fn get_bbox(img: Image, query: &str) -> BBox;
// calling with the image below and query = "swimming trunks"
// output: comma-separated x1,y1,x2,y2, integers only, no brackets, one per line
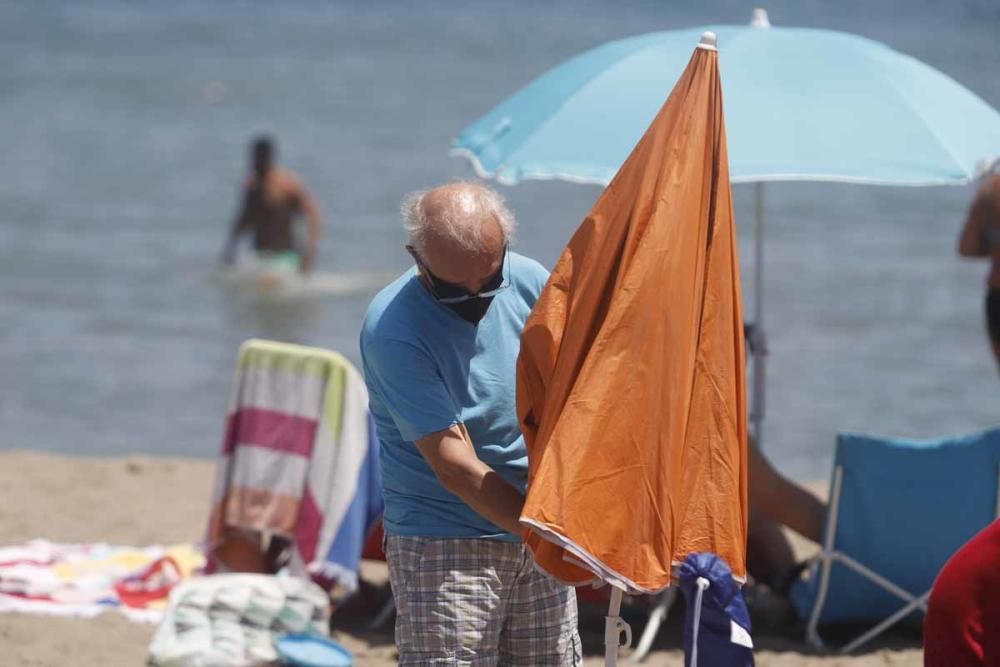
256,250,300,274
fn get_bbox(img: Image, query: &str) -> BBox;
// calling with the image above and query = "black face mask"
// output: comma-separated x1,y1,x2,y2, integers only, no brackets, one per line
407,245,509,326
444,296,496,325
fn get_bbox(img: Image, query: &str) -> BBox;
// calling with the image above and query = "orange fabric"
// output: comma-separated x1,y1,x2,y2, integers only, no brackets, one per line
516,45,747,593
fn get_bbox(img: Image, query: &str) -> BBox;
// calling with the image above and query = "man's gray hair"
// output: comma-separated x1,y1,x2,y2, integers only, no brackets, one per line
402,182,516,255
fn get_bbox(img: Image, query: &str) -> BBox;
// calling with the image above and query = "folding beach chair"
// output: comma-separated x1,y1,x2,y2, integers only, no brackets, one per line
791,427,1000,653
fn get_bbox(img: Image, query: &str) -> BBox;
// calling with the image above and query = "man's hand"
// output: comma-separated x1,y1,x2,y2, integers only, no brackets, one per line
415,424,525,536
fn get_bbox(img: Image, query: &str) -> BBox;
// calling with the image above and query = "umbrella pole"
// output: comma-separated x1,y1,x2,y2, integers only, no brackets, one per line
751,182,767,447
604,585,632,667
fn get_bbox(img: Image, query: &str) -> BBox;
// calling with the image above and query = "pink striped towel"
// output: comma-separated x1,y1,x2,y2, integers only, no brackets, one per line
204,339,382,597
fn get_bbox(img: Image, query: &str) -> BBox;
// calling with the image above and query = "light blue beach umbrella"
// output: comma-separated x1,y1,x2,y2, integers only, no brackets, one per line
452,9,1000,447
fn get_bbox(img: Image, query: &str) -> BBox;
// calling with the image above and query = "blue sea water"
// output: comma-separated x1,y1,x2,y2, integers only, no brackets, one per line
1,0,998,480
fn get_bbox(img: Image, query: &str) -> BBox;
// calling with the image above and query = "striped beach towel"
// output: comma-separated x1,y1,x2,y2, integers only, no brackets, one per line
0,541,203,623
204,339,382,597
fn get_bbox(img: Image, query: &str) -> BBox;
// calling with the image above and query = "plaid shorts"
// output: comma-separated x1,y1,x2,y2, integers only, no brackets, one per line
385,535,582,666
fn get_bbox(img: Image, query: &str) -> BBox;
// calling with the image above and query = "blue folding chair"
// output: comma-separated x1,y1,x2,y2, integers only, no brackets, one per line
791,428,1000,653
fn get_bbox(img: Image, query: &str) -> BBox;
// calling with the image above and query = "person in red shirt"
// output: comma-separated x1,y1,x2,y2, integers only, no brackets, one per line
924,519,1000,666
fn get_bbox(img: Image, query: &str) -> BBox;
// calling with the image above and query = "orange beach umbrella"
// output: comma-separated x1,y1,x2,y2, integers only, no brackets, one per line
516,31,748,602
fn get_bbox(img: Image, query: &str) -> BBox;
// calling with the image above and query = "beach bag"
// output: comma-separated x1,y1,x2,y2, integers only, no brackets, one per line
679,553,754,667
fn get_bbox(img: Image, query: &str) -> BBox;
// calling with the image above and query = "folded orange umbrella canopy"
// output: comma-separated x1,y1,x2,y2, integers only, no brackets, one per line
517,36,747,594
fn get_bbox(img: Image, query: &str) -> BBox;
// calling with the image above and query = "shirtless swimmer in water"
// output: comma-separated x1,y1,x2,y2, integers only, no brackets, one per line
221,136,323,275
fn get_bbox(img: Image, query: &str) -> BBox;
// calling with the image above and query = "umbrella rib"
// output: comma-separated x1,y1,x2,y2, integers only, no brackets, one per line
492,35,692,181
457,39,647,182
874,58,972,182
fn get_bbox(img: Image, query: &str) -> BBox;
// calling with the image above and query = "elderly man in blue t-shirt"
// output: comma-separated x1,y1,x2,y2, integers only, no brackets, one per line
360,181,581,665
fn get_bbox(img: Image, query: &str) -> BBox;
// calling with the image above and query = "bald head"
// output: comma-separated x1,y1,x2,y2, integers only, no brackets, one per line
404,182,513,255
402,181,515,290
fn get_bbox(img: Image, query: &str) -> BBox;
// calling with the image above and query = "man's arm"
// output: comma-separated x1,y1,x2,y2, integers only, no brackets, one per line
415,424,525,536
959,186,992,258
294,182,323,274
221,186,252,265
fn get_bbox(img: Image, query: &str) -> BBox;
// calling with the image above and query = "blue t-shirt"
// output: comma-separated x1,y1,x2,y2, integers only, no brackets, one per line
360,252,549,540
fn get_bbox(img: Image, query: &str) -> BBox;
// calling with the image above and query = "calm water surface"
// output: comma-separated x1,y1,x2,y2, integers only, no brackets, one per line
2,0,999,479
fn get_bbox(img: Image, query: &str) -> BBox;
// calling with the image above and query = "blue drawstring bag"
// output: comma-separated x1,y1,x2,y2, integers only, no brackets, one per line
678,552,754,667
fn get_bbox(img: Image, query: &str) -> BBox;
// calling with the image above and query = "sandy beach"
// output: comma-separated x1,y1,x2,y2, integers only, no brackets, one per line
0,451,922,666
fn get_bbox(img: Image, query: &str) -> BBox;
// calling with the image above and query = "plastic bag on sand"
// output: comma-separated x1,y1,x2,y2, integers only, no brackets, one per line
148,574,329,667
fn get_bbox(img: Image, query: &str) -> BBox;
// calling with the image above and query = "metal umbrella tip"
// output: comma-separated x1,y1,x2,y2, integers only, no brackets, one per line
697,31,718,51
750,8,771,28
